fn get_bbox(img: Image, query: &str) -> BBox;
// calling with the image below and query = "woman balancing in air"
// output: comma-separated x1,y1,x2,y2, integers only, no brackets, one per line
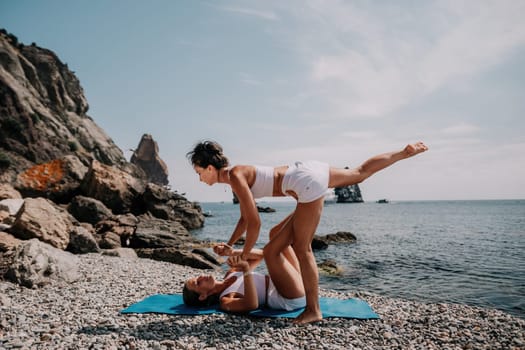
187,140,428,323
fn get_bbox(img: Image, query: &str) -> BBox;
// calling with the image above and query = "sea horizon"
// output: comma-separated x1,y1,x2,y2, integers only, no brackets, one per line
193,199,525,319
195,198,525,204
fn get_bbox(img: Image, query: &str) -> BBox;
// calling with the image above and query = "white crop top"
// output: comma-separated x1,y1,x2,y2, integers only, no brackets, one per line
219,271,267,306
250,165,274,198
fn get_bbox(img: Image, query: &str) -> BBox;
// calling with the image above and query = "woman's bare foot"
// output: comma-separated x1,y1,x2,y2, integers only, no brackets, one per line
404,141,428,157
293,307,323,324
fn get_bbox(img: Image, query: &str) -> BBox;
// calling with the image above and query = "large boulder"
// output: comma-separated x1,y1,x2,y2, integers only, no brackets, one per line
67,225,100,254
312,231,357,250
140,183,204,230
9,197,76,249
5,239,81,288
0,198,24,216
0,198,24,229
15,155,88,203
130,134,169,186
318,259,344,276
0,183,22,200
136,248,219,270
129,215,195,249
94,213,138,248
67,195,113,225
0,231,21,252
80,160,145,214
98,232,121,249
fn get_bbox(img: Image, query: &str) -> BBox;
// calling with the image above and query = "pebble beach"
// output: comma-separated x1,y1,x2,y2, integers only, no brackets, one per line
1,254,524,350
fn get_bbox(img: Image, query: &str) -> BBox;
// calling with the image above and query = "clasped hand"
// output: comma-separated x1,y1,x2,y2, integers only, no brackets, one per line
227,255,250,272
213,243,233,256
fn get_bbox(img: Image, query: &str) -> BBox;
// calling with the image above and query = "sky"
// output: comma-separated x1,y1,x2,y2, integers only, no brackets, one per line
1,0,524,202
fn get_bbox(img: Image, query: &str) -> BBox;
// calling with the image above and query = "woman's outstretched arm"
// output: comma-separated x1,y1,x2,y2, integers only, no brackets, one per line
229,167,261,260
226,215,247,247
214,244,264,271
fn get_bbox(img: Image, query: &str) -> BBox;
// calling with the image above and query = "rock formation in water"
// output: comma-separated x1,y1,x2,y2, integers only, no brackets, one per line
335,184,364,203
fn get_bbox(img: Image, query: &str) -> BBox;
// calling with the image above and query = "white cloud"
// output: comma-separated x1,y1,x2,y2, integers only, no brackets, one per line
419,1,525,91
219,6,279,21
266,0,525,118
239,72,262,86
441,122,480,135
341,130,379,140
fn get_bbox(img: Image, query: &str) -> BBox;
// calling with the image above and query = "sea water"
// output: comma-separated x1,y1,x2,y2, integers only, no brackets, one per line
192,200,525,319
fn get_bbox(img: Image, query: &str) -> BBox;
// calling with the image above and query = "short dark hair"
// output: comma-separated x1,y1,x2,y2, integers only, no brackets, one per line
186,140,229,169
182,282,220,307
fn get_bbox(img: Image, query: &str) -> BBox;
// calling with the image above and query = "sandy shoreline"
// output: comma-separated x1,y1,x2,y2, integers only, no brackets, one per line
1,253,523,350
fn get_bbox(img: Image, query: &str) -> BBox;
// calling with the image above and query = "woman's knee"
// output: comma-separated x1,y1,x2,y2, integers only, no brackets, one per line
263,244,271,259
292,244,313,261
268,225,280,240
263,240,280,259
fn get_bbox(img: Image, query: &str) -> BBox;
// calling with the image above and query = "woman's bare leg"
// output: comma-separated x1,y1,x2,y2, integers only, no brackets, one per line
268,212,300,272
264,213,304,298
290,197,324,324
329,141,428,188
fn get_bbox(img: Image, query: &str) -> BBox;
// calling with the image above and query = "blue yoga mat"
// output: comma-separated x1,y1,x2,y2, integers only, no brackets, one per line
121,294,380,319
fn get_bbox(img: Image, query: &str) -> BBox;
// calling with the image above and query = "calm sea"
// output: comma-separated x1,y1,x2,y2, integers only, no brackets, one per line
192,200,525,319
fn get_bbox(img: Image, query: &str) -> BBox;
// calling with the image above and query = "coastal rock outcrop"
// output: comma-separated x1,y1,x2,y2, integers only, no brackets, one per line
67,195,113,225
139,183,205,230
312,231,357,250
334,183,364,203
318,259,344,275
10,197,77,250
5,239,81,288
136,248,219,270
130,216,196,249
130,134,169,186
94,214,138,249
0,198,24,217
67,226,100,254
15,155,87,203
80,160,145,215
0,29,215,284
0,30,126,187
0,184,22,200
0,198,23,231
257,206,276,213
0,231,21,252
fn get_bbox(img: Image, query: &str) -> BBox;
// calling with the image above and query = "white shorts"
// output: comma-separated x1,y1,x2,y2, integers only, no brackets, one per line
266,278,306,311
281,161,330,203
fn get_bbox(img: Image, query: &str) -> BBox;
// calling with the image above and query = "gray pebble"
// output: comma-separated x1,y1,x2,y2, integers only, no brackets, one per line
0,253,523,350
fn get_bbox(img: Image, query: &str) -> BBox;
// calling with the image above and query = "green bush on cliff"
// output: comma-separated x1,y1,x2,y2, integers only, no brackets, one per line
0,151,11,168
68,141,79,152
1,117,23,135
31,113,41,124
7,33,19,46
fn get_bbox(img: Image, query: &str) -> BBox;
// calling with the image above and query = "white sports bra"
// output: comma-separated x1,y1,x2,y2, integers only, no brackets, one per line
249,165,274,198
219,271,267,306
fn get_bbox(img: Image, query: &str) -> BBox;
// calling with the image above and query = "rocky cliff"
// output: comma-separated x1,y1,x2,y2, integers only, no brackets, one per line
0,29,214,286
0,30,127,185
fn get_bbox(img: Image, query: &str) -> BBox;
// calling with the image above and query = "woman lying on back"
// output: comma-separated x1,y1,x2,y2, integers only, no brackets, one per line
183,243,306,313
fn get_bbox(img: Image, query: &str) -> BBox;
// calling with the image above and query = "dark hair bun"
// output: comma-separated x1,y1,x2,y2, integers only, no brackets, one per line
187,140,229,169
